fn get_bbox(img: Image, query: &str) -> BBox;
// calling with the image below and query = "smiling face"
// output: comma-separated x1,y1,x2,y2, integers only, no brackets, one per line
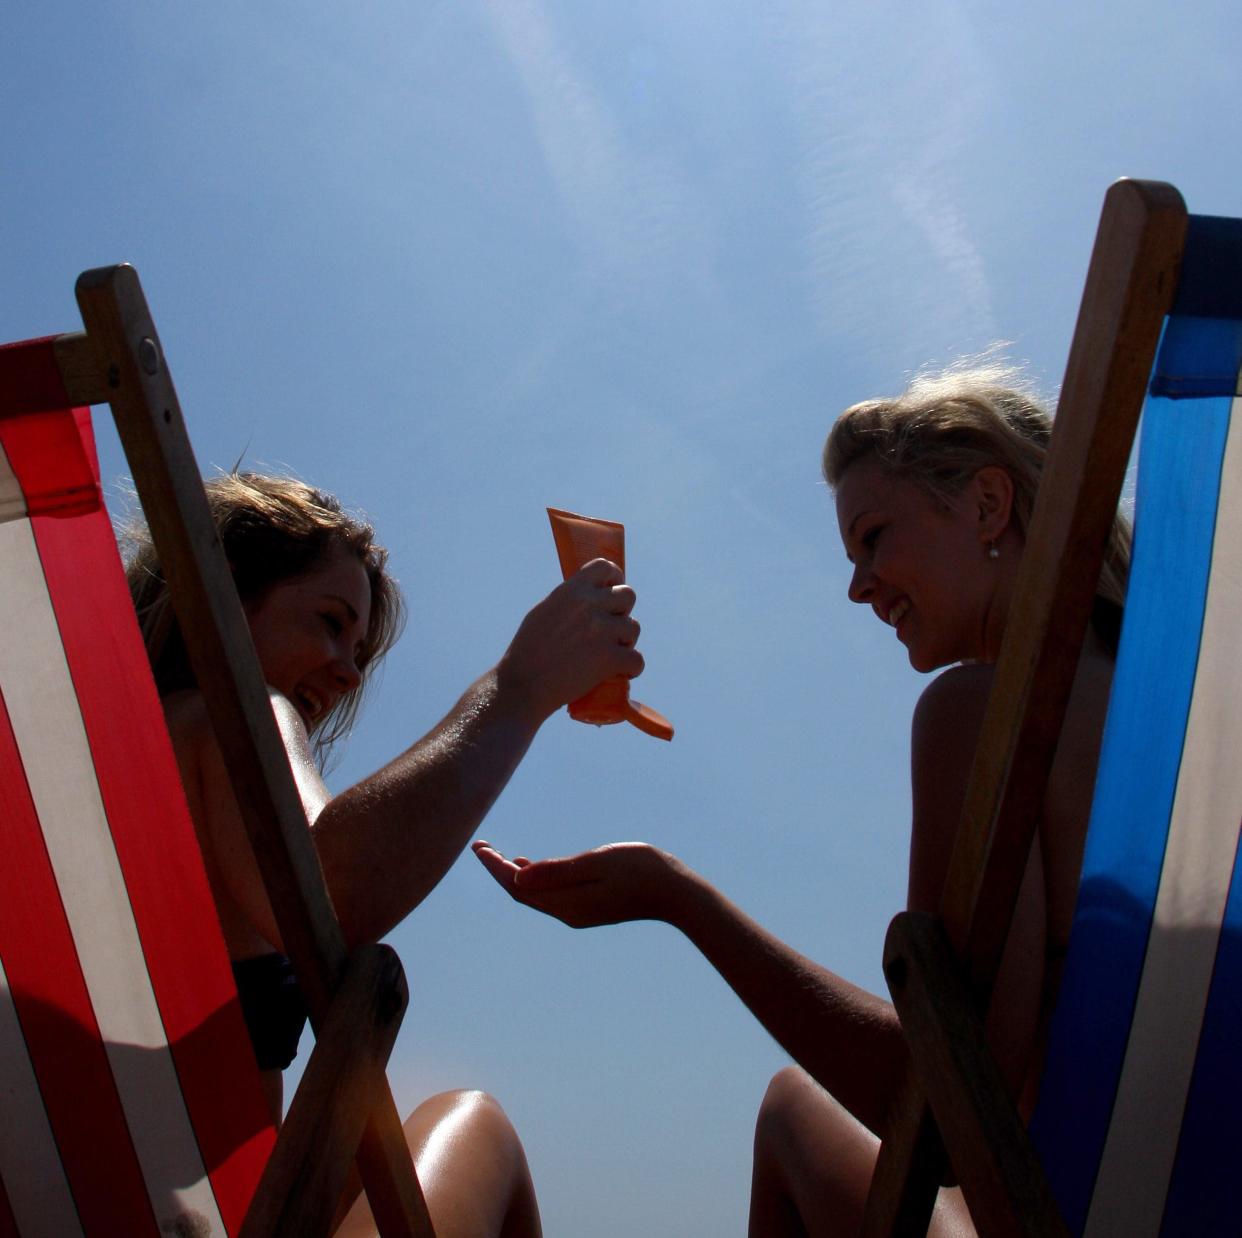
835,456,1013,672
243,546,374,733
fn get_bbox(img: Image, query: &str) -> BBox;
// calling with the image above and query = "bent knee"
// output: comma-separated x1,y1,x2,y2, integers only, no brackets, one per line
452,1088,514,1130
755,1067,814,1143
755,1066,858,1156
423,1087,507,1115
407,1089,524,1159
764,1065,813,1102
758,1066,816,1120
395,1091,538,1235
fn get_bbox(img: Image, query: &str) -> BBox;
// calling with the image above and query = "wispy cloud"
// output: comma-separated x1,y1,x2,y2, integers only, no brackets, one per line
481,0,698,290
887,6,994,341
766,0,999,364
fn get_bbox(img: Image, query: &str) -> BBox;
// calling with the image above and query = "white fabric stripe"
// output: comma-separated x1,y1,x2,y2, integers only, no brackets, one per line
0,955,86,1238
0,513,227,1237
0,441,84,1237
0,439,27,524
1086,390,1242,1235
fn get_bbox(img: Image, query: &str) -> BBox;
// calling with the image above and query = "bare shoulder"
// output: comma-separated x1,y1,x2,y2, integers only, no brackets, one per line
263,687,314,748
161,686,317,797
907,665,995,912
911,663,995,747
162,685,306,746
162,686,211,735
161,688,215,786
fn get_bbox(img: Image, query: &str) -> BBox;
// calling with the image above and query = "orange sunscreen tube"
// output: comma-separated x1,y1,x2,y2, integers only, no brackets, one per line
547,507,674,741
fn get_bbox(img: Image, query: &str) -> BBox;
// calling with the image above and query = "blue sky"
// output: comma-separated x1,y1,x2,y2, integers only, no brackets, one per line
4,3,1238,1233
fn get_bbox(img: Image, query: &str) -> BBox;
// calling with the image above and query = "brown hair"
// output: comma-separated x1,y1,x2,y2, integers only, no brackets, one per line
823,360,1130,651
125,472,405,758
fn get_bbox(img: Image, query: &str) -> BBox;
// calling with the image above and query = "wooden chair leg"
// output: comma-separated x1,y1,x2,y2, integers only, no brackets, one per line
354,1090,437,1238
880,913,1068,1238
861,1077,946,1238
240,944,426,1238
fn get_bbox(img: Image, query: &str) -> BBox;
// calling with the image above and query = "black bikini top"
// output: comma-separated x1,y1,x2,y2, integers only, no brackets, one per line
231,953,308,1072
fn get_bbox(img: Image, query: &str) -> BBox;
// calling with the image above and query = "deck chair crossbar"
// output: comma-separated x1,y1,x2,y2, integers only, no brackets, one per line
0,268,435,1236
863,183,1242,1235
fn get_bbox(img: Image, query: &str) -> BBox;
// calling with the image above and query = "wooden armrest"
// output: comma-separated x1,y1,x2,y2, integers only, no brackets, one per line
881,912,1068,1238
241,944,411,1238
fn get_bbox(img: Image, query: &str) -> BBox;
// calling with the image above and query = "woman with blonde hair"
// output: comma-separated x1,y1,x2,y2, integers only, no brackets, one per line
475,362,1129,1234
129,470,651,1238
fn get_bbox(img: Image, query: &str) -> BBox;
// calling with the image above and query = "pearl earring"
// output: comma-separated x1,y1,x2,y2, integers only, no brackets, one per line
987,542,1000,560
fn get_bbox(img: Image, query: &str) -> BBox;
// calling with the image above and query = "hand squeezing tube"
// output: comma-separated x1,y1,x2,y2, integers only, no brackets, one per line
547,507,674,741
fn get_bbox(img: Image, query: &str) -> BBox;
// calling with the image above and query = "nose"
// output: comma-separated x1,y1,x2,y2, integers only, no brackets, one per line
847,561,874,605
332,653,363,693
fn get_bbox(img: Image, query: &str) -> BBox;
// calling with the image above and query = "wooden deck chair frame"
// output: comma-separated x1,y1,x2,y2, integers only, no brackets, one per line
5,266,435,1237
858,181,1202,1235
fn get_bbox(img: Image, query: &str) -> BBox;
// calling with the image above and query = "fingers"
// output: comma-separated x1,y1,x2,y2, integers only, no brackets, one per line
570,563,636,614
620,646,645,677
599,608,638,638
472,842,510,876
474,843,594,890
472,842,590,927
573,557,624,587
511,852,597,890
472,842,550,885
572,561,637,615
569,571,644,663
502,555,652,717
471,841,522,891
608,583,637,616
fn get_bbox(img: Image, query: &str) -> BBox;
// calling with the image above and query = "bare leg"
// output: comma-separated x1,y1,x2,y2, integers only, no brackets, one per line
748,1067,973,1237
334,1090,542,1238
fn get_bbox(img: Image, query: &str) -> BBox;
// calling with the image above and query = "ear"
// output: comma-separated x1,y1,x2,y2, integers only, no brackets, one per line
970,466,1014,543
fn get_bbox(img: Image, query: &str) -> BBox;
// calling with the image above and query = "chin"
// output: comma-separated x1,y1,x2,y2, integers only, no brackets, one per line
906,647,951,674
903,642,929,672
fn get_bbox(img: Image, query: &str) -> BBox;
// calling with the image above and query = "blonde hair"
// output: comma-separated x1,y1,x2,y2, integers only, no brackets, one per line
823,360,1130,650
125,473,405,758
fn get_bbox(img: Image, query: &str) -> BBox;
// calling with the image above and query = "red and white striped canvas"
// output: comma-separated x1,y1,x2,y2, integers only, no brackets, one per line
0,338,275,1236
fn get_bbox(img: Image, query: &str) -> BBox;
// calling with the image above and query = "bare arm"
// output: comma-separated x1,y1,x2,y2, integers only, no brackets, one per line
474,665,1047,1134
474,840,905,1135
648,856,908,1135
186,559,645,951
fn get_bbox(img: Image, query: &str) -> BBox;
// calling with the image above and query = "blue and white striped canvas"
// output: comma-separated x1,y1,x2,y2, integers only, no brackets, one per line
1029,214,1242,1236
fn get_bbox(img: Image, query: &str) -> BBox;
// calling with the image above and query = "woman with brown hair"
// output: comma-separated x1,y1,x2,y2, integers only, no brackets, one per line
129,471,650,1237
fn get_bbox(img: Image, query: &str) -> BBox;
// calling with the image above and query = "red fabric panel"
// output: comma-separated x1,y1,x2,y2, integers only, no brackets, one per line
0,339,97,516
3,407,277,1232
0,407,99,517
0,686,156,1234
0,337,71,419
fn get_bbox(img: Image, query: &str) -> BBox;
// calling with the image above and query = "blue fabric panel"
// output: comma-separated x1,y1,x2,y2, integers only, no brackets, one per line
1151,315,1242,399
1028,388,1230,1233
1169,215,1242,319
